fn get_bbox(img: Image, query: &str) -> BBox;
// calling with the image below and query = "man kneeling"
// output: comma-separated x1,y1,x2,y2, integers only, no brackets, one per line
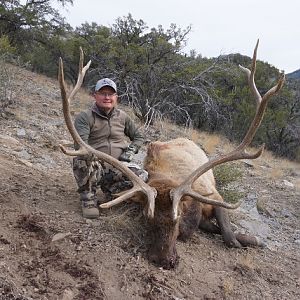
72,78,147,218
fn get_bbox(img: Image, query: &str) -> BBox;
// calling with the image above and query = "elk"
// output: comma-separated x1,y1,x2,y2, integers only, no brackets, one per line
58,40,284,269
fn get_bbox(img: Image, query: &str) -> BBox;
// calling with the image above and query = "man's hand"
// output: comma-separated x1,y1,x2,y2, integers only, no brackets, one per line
119,145,138,162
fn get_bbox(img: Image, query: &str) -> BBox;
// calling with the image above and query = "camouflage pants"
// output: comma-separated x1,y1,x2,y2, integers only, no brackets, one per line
72,156,148,201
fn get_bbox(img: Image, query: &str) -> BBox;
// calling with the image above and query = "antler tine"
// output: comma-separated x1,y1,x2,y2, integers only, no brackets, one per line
171,40,285,220
239,40,285,149
58,49,156,219
68,48,90,104
58,50,90,155
239,39,261,105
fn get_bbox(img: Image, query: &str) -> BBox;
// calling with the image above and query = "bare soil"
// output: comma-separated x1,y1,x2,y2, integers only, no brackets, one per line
0,66,299,300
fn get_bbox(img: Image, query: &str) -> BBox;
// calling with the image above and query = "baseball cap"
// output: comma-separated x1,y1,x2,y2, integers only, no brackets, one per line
95,78,117,92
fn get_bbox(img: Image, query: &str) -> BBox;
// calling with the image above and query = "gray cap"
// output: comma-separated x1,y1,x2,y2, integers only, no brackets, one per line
95,78,117,92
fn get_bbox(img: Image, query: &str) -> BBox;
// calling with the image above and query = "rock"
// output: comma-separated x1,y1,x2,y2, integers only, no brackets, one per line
0,134,22,150
51,232,71,242
52,109,60,116
237,202,270,239
48,119,65,127
4,108,15,116
256,198,273,216
34,154,56,168
289,169,300,177
14,149,31,160
281,208,293,218
27,130,38,141
18,159,33,168
247,193,257,201
238,218,270,238
59,139,74,147
59,288,75,300
242,159,255,168
283,180,294,188
16,128,26,138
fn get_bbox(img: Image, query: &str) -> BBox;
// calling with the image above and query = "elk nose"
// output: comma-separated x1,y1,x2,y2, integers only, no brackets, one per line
165,255,179,269
169,257,177,268
157,256,178,269
149,255,171,269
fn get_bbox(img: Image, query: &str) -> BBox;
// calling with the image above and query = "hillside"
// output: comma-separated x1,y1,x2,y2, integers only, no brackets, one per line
0,65,299,300
287,69,300,80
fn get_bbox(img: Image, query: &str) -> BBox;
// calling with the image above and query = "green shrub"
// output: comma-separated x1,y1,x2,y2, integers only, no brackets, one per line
0,35,16,56
214,163,242,186
0,35,17,113
214,163,245,204
0,59,15,113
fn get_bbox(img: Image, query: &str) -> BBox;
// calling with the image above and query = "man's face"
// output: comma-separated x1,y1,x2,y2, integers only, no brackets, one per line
93,86,118,112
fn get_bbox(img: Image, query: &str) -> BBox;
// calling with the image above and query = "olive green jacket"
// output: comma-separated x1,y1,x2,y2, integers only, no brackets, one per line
74,103,144,159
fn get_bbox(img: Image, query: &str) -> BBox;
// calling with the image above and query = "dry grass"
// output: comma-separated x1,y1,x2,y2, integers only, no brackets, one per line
190,129,222,154
99,202,148,248
71,88,93,114
13,109,29,122
101,203,141,229
222,277,234,297
293,178,300,190
237,253,256,271
202,135,222,155
268,167,284,180
260,150,300,184
263,149,299,170
151,118,194,141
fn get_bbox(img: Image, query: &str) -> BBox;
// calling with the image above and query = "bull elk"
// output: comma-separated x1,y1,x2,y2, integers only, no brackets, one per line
58,40,285,269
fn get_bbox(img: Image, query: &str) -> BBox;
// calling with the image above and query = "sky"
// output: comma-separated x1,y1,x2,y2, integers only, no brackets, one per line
55,0,300,73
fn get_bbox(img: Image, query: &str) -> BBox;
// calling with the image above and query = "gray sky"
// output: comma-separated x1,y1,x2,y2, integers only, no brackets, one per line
56,0,300,73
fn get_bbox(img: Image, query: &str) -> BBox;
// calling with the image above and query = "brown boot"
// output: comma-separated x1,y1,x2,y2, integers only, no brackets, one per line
80,192,99,219
81,200,99,219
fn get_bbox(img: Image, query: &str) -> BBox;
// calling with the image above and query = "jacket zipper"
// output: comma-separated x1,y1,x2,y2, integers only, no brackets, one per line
107,118,112,155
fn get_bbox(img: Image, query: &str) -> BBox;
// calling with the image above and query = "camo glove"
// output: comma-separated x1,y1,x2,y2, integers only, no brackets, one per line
119,145,138,162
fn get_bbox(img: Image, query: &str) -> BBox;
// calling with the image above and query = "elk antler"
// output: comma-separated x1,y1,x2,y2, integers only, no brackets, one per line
171,39,285,220
58,48,157,218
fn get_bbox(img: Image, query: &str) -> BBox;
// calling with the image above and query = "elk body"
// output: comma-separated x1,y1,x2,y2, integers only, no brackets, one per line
58,40,284,269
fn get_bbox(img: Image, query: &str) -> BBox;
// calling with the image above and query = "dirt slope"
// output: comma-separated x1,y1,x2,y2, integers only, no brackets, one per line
0,66,299,300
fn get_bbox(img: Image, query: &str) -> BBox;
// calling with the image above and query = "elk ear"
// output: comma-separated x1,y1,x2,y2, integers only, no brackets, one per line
180,195,193,205
177,195,193,214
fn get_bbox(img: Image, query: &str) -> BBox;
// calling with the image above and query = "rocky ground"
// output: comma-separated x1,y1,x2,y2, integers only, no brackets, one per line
0,65,299,299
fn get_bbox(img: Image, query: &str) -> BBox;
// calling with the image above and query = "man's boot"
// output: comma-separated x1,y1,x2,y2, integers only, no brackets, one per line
80,191,99,219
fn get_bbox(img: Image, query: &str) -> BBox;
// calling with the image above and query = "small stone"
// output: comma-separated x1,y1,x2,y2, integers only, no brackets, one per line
18,159,33,168
247,193,257,200
52,232,71,242
16,149,31,160
283,180,294,188
60,289,75,300
242,160,255,167
16,128,26,137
